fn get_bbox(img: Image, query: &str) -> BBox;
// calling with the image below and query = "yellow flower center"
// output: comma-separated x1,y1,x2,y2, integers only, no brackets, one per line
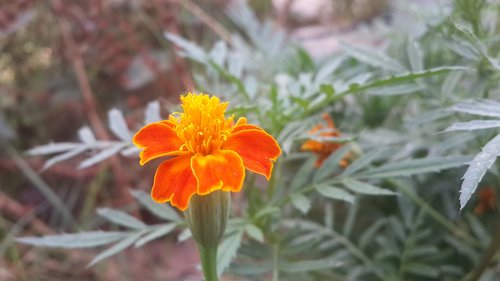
170,93,233,155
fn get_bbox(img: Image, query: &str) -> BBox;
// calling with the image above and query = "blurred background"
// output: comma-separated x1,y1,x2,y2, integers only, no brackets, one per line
1,1,451,280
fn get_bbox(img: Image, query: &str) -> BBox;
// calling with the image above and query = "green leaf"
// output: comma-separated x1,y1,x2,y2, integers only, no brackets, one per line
88,232,143,267
229,262,272,275
357,155,471,179
358,220,386,250
245,224,264,243
315,56,345,83
134,223,177,247
466,214,490,246
319,84,335,97
452,99,500,118
26,142,81,155
164,32,207,63
254,206,280,219
460,134,500,209
368,84,424,96
131,190,181,222
444,120,500,132
310,66,473,114
341,42,405,72
217,231,243,276
342,149,388,176
177,228,192,242
290,193,312,214
279,257,342,273
290,156,316,191
79,144,126,169
97,208,146,230
406,246,438,259
402,263,439,278
108,108,131,141
342,179,397,196
407,38,424,71
16,231,129,248
315,184,355,203
441,71,463,98
313,145,351,182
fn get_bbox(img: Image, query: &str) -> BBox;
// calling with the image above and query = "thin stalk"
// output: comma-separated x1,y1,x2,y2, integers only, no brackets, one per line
198,244,219,281
272,244,279,281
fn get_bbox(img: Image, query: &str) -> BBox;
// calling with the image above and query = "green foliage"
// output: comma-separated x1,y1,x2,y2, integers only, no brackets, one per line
16,1,500,280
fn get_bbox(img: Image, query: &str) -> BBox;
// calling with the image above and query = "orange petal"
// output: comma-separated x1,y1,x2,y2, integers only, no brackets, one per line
191,150,245,194
232,117,264,134
133,121,184,165
151,154,197,211
223,129,281,180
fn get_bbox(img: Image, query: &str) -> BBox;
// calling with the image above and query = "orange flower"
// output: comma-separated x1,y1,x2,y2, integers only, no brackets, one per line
132,93,281,211
301,113,348,167
474,186,497,215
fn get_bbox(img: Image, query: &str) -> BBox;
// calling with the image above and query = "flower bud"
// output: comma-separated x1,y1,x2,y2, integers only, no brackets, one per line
185,190,230,247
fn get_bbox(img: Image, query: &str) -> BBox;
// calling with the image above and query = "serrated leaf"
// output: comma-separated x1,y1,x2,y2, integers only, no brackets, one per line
313,145,351,182
342,179,397,196
16,231,128,248
131,190,181,222
245,224,264,243
290,193,311,214
460,134,500,209
144,101,161,124
358,155,471,179
88,232,143,267
444,120,500,132
97,208,146,230
134,223,177,247
78,127,96,143
108,109,131,141
279,257,342,273
315,184,354,203
79,144,125,169
452,99,500,118
217,231,243,276
341,43,405,72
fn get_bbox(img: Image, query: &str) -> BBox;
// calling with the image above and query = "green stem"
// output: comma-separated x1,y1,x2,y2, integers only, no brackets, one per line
198,244,219,281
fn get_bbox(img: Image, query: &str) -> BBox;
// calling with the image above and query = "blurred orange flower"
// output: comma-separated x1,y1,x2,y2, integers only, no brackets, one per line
301,113,348,168
133,93,281,210
474,186,497,215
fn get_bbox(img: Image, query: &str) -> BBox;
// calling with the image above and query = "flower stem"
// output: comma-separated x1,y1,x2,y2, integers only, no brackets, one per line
198,243,219,281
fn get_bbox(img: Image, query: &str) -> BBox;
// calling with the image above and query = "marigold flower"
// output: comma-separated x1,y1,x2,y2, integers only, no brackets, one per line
132,93,281,211
301,113,349,167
